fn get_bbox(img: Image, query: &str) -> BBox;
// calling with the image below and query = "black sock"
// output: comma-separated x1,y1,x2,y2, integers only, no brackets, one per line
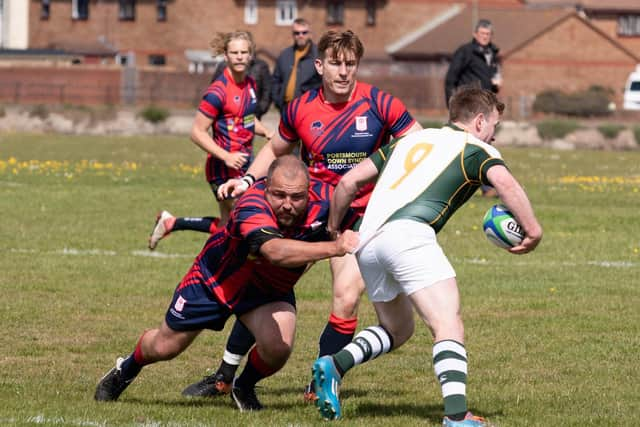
318,322,355,357
119,354,143,382
173,217,217,233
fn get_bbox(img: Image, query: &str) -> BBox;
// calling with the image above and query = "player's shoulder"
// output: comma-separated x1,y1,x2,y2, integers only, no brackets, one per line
205,76,228,95
353,81,381,99
464,132,502,158
236,181,268,206
286,88,321,119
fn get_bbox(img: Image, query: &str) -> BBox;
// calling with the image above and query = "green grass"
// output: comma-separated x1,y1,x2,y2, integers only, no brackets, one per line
1,133,640,426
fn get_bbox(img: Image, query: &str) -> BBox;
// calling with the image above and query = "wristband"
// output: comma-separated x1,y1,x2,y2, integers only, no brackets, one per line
240,174,255,188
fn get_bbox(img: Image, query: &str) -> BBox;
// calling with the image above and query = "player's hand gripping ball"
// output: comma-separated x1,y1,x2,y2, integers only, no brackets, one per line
482,204,524,249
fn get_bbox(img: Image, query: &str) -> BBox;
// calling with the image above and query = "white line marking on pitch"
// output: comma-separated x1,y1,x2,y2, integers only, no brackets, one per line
6,247,637,268
9,247,191,259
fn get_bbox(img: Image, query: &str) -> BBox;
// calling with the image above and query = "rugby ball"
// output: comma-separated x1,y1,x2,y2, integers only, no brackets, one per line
482,204,524,249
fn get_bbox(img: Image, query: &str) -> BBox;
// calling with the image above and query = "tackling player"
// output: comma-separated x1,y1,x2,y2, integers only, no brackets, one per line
94,156,358,411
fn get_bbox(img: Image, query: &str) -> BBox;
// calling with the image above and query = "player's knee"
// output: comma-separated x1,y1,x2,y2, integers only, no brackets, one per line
332,283,362,311
259,341,292,366
150,335,187,361
385,319,414,349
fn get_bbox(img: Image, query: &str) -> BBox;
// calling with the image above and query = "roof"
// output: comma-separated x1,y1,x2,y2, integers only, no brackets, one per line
525,1,640,12
388,6,639,62
0,48,77,61
48,41,118,57
0,48,71,57
388,6,573,59
184,49,219,64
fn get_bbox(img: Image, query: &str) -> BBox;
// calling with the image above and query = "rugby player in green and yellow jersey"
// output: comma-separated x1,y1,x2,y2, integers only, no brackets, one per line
312,85,542,426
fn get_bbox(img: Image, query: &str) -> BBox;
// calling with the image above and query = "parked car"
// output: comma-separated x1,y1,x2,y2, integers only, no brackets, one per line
623,65,640,110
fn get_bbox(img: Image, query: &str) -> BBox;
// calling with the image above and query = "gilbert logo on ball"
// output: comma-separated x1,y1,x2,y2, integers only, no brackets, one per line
482,204,524,249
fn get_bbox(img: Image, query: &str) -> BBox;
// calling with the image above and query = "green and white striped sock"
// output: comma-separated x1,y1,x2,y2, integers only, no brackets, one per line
433,340,468,417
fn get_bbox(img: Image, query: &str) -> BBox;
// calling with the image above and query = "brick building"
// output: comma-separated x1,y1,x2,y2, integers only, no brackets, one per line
391,3,640,115
1,1,638,115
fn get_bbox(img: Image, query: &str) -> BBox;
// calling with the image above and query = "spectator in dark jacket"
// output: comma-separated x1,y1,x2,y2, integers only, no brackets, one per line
212,56,272,119
271,18,322,112
445,19,502,197
444,19,502,107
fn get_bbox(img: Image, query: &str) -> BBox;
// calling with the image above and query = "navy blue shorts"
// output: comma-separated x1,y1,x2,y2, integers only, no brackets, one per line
165,282,296,332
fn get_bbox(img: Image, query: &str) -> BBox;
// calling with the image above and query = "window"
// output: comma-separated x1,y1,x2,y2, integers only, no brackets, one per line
157,0,167,22
327,0,344,25
275,0,296,26
245,0,258,25
148,54,166,66
119,0,136,21
365,0,376,26
72,0,89,20
116,53,128,66
618,15,640,36
41,0,50,20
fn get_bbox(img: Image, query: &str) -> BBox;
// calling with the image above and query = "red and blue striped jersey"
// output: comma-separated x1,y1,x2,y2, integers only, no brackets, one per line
177,177,349,310
279,81,416,213
199,67,258,182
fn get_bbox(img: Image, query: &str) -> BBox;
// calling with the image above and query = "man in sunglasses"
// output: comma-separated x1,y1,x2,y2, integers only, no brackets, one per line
271,18,322,112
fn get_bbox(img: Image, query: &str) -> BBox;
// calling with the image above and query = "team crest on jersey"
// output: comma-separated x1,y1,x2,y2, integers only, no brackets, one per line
233,95,241,104
355,116,368,131
310,121,324,135
174,295,186,312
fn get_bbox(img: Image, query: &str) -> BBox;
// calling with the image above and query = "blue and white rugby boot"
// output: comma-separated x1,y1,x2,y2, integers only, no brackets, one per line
442,411,489,427
312,356,342,420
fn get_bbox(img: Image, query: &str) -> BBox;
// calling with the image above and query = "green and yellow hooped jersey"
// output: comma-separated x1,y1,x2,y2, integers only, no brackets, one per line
360,126,506,237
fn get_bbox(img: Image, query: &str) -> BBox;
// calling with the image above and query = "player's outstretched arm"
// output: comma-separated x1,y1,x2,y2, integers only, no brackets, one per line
246,134,295,179
217,135,296,199
253,117,275,141
259,230,359,268
216,178,244,200
328,158,379,233
487,165,542,254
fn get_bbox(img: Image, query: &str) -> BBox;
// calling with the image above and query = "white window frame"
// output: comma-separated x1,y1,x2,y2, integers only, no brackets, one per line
119,0,136,21
72,0,89,20
618,15,640,36
245,0,258,25
326,0,344,25
275,0,296,26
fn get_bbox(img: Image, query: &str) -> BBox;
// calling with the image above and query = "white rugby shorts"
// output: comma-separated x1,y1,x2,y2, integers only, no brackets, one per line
356,219,456,302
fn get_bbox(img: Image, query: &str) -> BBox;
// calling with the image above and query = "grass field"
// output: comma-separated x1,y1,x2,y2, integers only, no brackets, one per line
1,133,639,426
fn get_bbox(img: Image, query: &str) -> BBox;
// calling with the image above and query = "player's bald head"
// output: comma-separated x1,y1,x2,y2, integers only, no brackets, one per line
267,155,310,184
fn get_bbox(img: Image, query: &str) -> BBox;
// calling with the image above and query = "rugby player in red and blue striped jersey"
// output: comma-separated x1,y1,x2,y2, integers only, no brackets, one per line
182,31,275,228
95,156,358,411
208,30,423,401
